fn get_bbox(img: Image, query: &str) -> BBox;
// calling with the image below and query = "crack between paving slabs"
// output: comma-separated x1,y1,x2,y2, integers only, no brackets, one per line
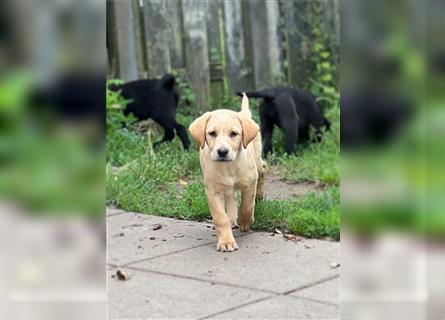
117,231,255,267
198,295,276,320
282,274,340,295
106,266,339,307
286,294,339,307
197,274,340,319
116,264,279,295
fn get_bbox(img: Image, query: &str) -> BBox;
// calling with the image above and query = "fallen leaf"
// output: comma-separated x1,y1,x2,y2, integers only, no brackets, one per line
116,269,129,281
112,232,125,238
149,237,156,240
152,224,162,230
177,179,188,186
274,228,282,235
173,233,184,238
283,234,304,241
329,262,340,269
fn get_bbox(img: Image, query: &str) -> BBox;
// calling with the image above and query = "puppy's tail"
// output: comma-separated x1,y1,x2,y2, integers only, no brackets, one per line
240,92,252,118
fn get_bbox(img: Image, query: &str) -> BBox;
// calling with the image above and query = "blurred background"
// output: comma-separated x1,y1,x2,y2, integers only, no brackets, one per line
1,0,444,319
0,0,105,319
341,0,445,319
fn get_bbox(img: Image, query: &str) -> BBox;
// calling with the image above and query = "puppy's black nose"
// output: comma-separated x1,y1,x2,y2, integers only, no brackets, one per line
217,148,229,158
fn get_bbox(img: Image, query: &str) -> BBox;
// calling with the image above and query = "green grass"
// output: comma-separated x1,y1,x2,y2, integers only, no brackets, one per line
106,88,340,240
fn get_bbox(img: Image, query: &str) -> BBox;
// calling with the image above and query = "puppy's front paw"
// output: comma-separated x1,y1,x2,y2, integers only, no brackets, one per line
216,238,238,252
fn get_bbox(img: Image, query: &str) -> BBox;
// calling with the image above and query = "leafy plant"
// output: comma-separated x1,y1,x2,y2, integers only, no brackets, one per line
106,79,135,133
170,70,196,108
309,27,339,111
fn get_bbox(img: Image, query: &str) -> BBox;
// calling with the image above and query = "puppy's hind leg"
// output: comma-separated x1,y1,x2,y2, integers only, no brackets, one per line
281,120,299,154
174,121,191,149
256,161,266,201
260,116,274,158
153,128,175,148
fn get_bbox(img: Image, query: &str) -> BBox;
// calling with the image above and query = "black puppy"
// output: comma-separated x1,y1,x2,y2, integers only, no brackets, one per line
341,88,412,149
109,74,190,149
237,87,330,157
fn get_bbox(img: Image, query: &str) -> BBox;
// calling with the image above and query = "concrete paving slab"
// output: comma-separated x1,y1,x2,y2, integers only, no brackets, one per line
107,268,270,320
206,295,339,320
106,207,125,216
130,231,339,294
292,277,340,305
107,211,250,266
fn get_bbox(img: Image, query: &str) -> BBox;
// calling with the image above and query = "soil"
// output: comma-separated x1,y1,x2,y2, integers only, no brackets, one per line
263,172,322,200
173,166,322,200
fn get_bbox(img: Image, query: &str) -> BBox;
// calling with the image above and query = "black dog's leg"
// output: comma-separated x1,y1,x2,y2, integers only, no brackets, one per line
174,122,191,149
153,128,175,147
261,117,274,158
284,129,298,154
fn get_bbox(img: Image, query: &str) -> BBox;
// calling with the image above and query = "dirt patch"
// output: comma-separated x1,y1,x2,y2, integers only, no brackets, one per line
264,167,322,200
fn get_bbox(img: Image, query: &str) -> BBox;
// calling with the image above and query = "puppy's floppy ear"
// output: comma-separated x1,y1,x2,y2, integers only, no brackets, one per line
188,112,211,148
238,114,259,148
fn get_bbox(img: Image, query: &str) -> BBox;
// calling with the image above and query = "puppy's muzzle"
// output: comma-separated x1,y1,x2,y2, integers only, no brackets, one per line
216,147,230,161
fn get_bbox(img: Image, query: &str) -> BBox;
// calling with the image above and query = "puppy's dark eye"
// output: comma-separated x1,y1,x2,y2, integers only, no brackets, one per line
230,131,238,138
208,131,217,137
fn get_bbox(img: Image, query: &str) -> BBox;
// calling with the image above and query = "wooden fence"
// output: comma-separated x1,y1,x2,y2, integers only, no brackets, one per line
107,0,340,109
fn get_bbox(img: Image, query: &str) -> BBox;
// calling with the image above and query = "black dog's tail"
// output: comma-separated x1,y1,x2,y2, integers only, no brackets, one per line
236,90,276,101
159,74,176,91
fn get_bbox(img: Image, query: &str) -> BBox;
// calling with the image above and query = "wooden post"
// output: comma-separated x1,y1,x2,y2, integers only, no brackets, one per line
143,0,171,78
182,0,211,110
206,0,225,106
247,0,284,89
112,0,142,82
106,1,119,78
166,0,185,69
281,0,312,89
223,0,252,93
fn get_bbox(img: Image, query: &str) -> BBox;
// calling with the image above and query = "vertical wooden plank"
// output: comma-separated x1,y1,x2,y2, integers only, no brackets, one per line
265,0,285,82
247,0,284,89
281,0,312,89
143,0,171,78
132,1,147,78
223,0,251,92
112,0,140,82
106,0,119,78
182,0,210,109
206,0,223,63
241,0,255,90
165,0,185,69
206,0,225,106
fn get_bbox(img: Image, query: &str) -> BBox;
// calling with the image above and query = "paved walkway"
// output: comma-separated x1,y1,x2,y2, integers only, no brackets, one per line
107,208,340,320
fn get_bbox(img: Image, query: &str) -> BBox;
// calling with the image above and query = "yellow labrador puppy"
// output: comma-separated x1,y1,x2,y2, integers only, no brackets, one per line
189,93,266,252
